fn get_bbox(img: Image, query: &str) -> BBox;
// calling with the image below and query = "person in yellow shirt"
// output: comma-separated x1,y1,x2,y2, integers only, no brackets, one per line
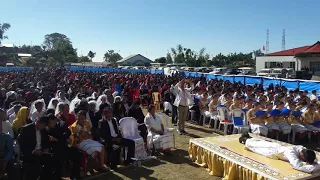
247,102,268,137
264,102,280,139
302,104,320,132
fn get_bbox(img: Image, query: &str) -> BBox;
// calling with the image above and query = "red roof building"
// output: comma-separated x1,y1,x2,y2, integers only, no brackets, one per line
266,41,320,56
256,41,320,73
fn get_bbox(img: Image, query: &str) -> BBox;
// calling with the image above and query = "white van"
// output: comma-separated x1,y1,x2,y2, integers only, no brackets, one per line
209,67,228,74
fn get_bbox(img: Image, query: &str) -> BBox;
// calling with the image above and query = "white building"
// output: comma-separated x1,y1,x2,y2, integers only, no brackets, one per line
256,41,320,73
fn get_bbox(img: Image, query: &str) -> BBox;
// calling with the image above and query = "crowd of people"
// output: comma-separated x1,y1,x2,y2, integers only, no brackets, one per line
0,67,319,179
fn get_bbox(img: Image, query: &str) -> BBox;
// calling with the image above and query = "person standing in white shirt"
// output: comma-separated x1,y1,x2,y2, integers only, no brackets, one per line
173,79,194,135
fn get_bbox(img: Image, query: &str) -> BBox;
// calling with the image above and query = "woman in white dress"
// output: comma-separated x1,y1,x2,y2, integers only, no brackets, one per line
144,105,174,152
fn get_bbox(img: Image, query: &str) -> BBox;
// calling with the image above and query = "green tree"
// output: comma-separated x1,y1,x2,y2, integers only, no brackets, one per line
166,53,173,64
87,51,96,61
0,23,11,44
155,57,166,63
43,33,71,50
78,56,91,62
103,50,122,64
170,45,208,67
49,39,78,65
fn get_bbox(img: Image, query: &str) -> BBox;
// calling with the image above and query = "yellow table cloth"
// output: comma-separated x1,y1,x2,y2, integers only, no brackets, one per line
189,134,320,180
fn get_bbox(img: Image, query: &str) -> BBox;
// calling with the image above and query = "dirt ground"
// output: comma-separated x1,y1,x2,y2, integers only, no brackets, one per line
74,112,320,180
88,121,221,180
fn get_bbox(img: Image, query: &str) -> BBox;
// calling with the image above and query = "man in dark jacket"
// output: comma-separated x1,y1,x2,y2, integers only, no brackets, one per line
46,113,81,180
18,116,53,180
98,105,135,169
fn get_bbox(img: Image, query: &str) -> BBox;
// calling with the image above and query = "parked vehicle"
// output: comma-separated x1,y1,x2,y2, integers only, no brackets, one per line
286,68,296,78
238,67,256,75
224,69,240,75
209,67,228,74
257,68,272,76
267,68,287,78
295,70,313,80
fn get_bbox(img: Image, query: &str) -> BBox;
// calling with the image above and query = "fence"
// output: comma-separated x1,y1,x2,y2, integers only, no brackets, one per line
2,66,320,92
0,67,33,72
65,67,164,74
181,71,320,92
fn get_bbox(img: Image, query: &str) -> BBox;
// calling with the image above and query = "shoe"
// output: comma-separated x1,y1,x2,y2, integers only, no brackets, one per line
177,130,182,135
181,130,187,134
239,132,251,144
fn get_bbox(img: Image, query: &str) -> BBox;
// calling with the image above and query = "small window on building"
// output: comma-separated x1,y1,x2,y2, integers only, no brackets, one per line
265,62,268,68
270,62,277,68
290,62,295,68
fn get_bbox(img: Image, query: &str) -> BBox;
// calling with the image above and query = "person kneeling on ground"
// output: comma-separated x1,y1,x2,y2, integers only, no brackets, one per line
144,105,174,155
69,110,107,172
239,132,320,173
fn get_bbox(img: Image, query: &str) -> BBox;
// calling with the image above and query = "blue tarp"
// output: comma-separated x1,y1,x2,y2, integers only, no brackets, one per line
0,67,33,72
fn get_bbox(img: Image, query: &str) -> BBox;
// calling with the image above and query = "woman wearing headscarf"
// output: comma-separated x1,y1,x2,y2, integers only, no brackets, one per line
57,91,70,105
29,99,46,122
12,107,31,137
113,96,126,121
47,98,59,110
56,103,76,127
96,95,108,112
4,91,17,110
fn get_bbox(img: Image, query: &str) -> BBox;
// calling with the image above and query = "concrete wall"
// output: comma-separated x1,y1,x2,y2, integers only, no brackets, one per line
256,56,296,73
299,57,320,70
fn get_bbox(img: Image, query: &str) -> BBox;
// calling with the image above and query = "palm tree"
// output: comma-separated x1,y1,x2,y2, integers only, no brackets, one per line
0,23,11,44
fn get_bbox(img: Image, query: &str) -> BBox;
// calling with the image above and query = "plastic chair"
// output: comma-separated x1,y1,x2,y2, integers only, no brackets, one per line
157,113,175,148
119,117,148,160
210,111,219,129
217,107,232,135
231,109,249,134
148,113,174,151
200,110,211,127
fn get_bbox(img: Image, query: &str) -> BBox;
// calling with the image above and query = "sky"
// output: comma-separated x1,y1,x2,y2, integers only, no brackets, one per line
2,0,320,62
